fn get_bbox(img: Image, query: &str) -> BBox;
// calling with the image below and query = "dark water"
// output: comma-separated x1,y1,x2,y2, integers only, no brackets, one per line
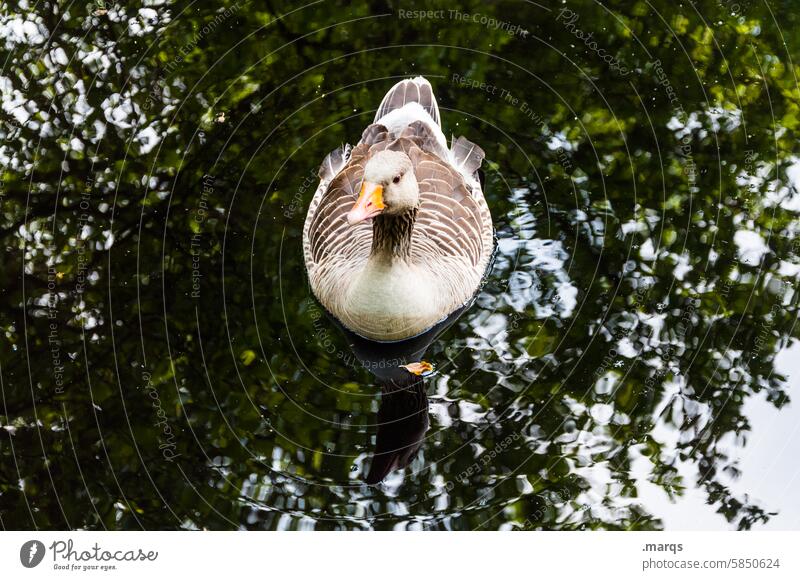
1,0,799,530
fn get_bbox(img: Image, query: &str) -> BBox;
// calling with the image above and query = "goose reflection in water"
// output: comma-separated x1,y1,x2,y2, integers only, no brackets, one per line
364,373,428,484
333,303,472,484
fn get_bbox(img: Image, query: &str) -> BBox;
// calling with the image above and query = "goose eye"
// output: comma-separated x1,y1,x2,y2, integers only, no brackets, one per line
392,175,401,184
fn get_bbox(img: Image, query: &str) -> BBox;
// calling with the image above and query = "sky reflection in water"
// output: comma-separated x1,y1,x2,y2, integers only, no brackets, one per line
0,1,798,530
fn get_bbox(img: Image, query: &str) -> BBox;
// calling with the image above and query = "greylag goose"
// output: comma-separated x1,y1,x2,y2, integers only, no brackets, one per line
303,77,494,343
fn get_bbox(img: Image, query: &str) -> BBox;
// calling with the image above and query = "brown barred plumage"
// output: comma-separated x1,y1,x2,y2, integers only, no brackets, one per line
302,78,493,341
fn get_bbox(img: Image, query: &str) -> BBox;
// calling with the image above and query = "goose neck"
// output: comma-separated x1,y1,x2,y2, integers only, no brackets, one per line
370,209,418,261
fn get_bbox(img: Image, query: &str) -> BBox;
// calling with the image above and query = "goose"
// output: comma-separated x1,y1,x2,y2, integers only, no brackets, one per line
303,77,494,348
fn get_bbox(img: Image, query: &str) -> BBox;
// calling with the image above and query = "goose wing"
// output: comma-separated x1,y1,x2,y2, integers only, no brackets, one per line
303,144,370,277
303,123,391,276
411,146,493,272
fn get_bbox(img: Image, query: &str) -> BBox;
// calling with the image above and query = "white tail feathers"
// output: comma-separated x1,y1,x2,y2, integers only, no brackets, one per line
374,76,441,126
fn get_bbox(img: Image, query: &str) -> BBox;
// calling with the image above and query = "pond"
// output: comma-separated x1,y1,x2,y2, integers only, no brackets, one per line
1,0,799,530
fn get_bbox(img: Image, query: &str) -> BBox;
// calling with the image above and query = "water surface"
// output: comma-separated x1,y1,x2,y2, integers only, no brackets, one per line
1,0,799,530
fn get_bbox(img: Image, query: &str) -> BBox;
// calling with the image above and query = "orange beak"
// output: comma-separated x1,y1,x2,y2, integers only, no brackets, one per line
346,181,384,225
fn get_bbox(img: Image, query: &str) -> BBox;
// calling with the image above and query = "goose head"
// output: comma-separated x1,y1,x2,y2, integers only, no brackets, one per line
347,150,419,225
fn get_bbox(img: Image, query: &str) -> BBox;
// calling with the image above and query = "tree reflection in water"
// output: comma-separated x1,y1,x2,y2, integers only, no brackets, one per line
0,0,798,530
